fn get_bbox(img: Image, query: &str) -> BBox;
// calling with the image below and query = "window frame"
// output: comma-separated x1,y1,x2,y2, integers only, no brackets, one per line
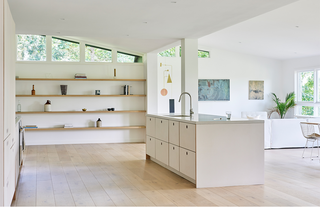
85,44,112,62
117,51,142,63
51,37,80,62
295,68,320,117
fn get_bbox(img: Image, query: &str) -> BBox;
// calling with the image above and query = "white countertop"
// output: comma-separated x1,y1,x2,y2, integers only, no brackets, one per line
147,113,264,124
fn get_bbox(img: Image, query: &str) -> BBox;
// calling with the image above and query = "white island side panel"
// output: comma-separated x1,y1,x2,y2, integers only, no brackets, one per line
196,123,264,188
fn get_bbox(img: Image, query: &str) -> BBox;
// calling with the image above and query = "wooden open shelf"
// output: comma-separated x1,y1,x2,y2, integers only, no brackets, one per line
25,125,146,131
16,110,146,114
16,78,146,81
16,95,146,97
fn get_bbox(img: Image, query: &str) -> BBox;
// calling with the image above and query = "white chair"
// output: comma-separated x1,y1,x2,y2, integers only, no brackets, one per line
300,122,320,160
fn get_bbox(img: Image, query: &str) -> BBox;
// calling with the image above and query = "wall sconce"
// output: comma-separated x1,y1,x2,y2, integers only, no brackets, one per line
160,63,173,96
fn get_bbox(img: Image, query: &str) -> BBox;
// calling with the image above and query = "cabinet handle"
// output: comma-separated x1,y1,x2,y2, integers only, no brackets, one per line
186,152,188,155
150,138,151,141
173,123,174,126
150,118,151,121
161,120,162,123
186,125,188,129
173,146,175,150
161,142,162,145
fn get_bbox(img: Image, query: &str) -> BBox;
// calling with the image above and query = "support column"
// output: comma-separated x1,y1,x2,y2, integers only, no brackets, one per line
181,39,198,114
145,53,158,113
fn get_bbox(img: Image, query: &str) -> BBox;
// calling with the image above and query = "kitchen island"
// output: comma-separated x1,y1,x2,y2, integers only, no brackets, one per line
146,113,264,188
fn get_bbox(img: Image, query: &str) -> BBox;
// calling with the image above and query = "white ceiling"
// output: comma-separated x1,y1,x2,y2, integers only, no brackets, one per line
8,0,297,54
199,0,320,60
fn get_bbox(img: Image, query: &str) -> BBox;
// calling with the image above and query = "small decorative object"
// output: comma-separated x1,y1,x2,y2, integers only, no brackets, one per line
82,108,87,111
17,100,21,112
96,118,102,127
44,100,52,112
64,124,73,128
111,108,115,111
31,85,35,95
74,73,87,79
198,79,230,101
95,90,100,95
249,81,264,100
268,92,296,119
113,68,117,79
169,99,174,113
123,85,130,95
226,111,231,120
160,63,173,96
107,108,112,111
60,85,67,95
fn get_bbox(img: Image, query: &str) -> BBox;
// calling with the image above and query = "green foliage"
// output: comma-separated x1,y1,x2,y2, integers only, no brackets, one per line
158,47,176,57
52,38,80,61
269,92,296,119
117,52,142,63
17,35,46,61
85,45,112,62
300,71,314,102
198,50,210,58
302,106,314,116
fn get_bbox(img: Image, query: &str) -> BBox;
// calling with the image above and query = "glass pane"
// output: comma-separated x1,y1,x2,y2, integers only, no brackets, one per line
158,47,176,57
198,50,210,58
52,38,80,61
17,35,46,61
117,52,142,63
301,106,314,116
298,71,314,102
85,45,112,62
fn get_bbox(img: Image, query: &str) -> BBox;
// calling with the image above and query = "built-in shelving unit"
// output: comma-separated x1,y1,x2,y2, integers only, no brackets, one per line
25,126,146,131
16,95,146,97
16,78,146,81
16,110,146,114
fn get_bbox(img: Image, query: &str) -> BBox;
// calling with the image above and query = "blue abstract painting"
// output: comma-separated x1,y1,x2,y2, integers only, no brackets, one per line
198,79,230,101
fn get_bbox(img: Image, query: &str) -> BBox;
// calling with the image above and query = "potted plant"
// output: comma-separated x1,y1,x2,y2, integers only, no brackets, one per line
268,92,296,119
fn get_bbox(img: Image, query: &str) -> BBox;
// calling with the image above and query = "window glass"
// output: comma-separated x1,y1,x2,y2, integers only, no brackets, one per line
85,45,112,62
198,50,210,58
298,71,314,102
17,35,46,61
158,47,176,57
301,106,314,116
117,51,142,63
52,37,80,61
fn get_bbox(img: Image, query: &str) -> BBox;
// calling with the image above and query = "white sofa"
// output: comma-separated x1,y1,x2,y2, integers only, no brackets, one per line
241,111,308,149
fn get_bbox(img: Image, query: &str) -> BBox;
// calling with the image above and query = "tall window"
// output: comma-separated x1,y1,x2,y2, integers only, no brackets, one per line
117,51,142,63
17,34,46,61
52,37,80,61
158,47,176,57
85,44,112,62
296,70,320,116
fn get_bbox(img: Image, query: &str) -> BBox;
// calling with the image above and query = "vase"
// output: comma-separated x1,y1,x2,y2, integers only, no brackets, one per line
60,85,67,95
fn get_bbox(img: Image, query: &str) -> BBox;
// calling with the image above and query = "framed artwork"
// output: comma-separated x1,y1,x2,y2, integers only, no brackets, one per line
249,80,264,100
198,79,230,101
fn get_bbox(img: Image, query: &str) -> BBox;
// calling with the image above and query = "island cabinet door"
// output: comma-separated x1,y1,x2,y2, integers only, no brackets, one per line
156,119,169,142
180,148,195,180
146,117,156,137
146,136,156,158
169,121,179,146
180,123,196,152
169,144,179,171
155,139,168,165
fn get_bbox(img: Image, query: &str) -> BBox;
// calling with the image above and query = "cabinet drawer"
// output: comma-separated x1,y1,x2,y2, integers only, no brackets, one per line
169,121,179,145
146,117,156,137
180,122,196,151
146,136,156,158
180,148,195,180
155,139,168,165
156,119,168,142
169,144,179,171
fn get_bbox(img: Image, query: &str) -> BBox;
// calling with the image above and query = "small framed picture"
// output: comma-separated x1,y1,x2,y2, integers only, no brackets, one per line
95,90,100,95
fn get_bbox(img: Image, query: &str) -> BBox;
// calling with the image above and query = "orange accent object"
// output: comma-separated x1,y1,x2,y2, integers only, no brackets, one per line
161,88,168,96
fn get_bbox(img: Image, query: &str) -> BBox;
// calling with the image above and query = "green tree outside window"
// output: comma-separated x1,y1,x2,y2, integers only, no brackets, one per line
17,35,46,61
85,45,112,62
52,38,80,61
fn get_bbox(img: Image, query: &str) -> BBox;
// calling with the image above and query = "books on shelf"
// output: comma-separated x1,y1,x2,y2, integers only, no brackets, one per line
64,124,73,128
75,73,87,79
25,125,38,128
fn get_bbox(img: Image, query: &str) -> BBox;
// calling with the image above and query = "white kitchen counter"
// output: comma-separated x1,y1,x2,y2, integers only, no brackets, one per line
146,113,264,188
147,113,264,124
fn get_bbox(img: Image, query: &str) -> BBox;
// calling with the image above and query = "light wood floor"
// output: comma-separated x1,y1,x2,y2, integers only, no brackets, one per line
12,143,320,206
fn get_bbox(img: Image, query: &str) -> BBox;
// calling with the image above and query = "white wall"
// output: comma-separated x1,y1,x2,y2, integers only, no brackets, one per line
16,38,146,145
158,46,283,118
282,55,320,117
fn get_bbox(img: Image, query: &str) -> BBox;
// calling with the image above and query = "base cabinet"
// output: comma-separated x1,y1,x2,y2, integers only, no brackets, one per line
146,136,156,158
180,148,196,180
155,139,168,165
169,144,180,171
